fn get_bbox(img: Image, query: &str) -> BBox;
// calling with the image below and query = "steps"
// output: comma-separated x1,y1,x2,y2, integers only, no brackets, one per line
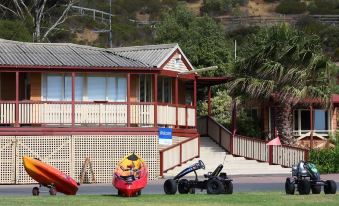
163,136,291,177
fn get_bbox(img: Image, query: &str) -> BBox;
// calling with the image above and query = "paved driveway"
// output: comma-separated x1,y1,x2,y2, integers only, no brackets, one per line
0,174,338,195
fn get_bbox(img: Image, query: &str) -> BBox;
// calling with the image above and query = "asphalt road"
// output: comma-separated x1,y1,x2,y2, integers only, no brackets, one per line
0,174,338,196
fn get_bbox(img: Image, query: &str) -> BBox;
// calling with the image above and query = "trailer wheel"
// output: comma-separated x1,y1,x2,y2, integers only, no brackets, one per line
311,185,321,194
224,182,233,194
164,179,177,195
178,179,190,194
207,178,223,194
32,187,39,196
324,180,337,194
285,178,295,195
49,188,57,195
298,179,311,195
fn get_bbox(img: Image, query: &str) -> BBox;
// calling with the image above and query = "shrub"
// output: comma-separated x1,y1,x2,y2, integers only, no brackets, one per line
0,20,32,42
276,0,307,14
308,0,339,15
310,145,339,173
201,0,248,15
335,48,339,61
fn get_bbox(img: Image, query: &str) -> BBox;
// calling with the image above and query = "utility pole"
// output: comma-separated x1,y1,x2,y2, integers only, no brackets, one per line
109,0,113,48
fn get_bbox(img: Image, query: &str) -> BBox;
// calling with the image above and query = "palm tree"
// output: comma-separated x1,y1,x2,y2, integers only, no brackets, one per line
228,24,336,144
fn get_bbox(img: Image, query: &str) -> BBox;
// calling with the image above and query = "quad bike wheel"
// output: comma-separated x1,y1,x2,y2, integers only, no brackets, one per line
324,180,337,194
285,178,295,195
32,187,40,196
298,179,311,195
224,182,233,194
311,185,321,194
178,179,190,194
164,179,177,195
49,188,57,195
207,178,223,194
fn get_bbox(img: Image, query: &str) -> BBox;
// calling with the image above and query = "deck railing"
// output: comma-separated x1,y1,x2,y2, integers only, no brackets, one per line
198,116,309,168
159,135,199,176
0,101,195,128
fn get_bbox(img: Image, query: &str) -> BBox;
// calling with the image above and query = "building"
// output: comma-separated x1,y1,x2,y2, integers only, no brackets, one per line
0,39,200,184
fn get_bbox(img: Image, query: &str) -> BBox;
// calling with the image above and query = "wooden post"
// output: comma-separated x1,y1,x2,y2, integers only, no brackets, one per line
268,145,273,165
175,77,178,128
71,72,75,128
127,73,131,127
154,74,158,127
310,105,314,149
193,78,197,128
15,71,19,127
159,151,163,177
230,99,237,154
208,86,212,116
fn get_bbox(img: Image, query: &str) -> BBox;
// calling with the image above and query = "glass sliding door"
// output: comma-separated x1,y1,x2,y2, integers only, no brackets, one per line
139,74,152,102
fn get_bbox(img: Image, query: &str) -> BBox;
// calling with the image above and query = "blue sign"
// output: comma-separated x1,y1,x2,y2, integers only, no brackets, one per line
159,128,173,145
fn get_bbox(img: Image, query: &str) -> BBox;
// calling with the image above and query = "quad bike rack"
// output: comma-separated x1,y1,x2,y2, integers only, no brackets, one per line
285,161,337,195
163,160,233,195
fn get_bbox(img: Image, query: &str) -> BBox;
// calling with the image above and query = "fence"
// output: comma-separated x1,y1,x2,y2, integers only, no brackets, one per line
159,136,199,176
198,116,309,168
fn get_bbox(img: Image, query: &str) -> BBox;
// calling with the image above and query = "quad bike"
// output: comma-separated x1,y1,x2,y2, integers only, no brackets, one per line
285,161,337,195
163,160,233,195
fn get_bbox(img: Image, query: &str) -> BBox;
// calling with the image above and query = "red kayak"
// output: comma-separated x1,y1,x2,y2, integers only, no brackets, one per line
23,156,78,195
112,153,148,197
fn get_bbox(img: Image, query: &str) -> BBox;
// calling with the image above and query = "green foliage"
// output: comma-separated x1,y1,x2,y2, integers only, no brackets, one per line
310,145,339,173
236,110,262,137
335,48,339,61
276,0,307,14
156,5,233,75
201,0,248,16
0,20,32,42
308,0,339,15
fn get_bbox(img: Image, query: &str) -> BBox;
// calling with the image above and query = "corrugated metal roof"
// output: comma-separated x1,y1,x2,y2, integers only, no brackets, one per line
0,39,148,68
110,44,178,68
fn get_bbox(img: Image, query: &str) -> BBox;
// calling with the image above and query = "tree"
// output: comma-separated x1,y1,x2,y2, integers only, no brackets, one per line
0,0,78,42
228,24,336,144
155,5,233,74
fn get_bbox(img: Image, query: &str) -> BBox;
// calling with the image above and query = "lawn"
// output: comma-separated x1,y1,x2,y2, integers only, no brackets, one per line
0,193,338,206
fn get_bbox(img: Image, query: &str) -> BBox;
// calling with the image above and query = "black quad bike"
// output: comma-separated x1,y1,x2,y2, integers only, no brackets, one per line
285,161,337,195
163,160,233,195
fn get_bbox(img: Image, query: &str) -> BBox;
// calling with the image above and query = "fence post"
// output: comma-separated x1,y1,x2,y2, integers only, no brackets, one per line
179,143,182,166
268,145,273,165
159,151,163,177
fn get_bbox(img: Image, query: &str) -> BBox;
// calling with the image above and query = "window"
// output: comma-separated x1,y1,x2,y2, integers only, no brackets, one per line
293,109,328,132
43,74,83,101
157,77,172,103
139,74,152,102
43,74,125,102
87,75,127,102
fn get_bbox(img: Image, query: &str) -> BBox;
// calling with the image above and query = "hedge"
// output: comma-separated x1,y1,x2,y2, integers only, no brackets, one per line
310,145,339,173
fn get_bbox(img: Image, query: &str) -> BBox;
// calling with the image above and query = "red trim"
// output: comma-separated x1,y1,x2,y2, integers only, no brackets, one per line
175,78,179,128
0,65,160,73
160,151,163,177
127,74,131,127
193,78,197,128
15,71,19,127
159,70,178,77
268,145,273,165
71,72,75,128
208,86,211,116
154,74,158,127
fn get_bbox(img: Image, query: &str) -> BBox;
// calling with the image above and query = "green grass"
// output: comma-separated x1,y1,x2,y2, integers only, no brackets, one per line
0,193,338,206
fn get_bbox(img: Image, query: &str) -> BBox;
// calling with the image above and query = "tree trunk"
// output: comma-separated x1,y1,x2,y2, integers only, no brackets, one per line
274,103,294,144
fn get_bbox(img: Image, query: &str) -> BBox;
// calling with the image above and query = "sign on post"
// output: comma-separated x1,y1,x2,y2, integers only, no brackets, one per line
159,128,172,145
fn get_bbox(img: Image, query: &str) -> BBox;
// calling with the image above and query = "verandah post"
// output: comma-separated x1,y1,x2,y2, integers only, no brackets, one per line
127,73,131,127
268,145,273,165
193,78,197,128
175,77,178,128
15,71,19,127
71,72,75,128
230,99,237,154
153,74,158,127
310,105,314,149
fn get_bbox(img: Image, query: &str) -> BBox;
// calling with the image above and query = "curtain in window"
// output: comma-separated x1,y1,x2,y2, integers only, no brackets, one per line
46,74,63,101
88,76,106,101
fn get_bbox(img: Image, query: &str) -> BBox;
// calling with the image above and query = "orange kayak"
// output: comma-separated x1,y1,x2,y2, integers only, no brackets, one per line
23,156,78,195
